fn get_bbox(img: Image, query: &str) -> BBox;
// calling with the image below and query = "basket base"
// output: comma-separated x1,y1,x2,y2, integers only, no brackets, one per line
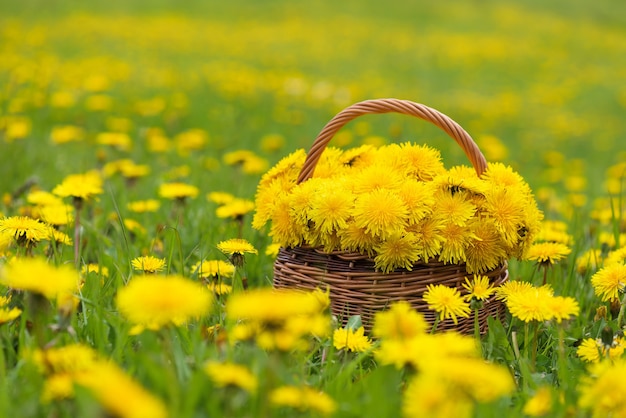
273,246,508,334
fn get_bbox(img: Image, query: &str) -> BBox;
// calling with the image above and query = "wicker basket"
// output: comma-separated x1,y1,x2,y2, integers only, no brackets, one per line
272,98,509,334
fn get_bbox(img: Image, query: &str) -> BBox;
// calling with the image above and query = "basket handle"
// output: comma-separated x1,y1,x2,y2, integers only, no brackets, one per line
297,98,487,184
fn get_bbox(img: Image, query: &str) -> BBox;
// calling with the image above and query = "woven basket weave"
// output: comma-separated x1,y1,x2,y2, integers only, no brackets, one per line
273,98,509,334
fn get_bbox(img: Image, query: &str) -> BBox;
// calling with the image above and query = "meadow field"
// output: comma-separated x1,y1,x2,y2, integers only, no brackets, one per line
1,0,626,416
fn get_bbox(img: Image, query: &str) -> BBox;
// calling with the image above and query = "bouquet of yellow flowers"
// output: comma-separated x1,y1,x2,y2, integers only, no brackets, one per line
252,99,543,332
253,142,542,274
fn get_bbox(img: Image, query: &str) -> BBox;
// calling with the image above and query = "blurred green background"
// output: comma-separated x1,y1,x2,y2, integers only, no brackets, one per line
1,0,625,204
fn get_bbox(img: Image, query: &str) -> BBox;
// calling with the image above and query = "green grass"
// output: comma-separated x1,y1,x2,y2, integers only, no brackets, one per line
1,0,626,416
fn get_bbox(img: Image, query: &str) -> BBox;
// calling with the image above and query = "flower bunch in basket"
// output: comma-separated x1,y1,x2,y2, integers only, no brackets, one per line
253,141,543,274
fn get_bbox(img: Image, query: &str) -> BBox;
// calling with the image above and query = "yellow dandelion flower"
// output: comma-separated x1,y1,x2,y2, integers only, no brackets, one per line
253,178,292,231
483,162,532,193
308,186,354,236
0,257,78,300
577,336,625,363
265,243,281,258
226,288,327,322
410,216,445,262
42,373,75,402
32,343,98,376
207,282,232,295
465,217,507,273
3,115,31,141
260,133,286,153
578,359,626,418
35,204,74,226
81,263,109,278
547,296,579,323
350,164,405,194
256,149,306,190
102,160,125,178
337,222,377,255
432,190,477,227
591,264,626,302
534,220,572,245
482,186,527,246
164,165,190,180
123,219,146,236
375,337,421,369
119,163,150,180
207,191,235,205
76,361,167,418
52,171,103,201
158,182,199,200
217,238,257,267
217,238,257,256
215,198,255,219
423,284,471,325
372,301,428,340
437,222,474,265
523,386,554,417
0,215,49,247
386,142,445,181
116,275,213,329
505,284,554,322
146,132,171,153
525,242,571,265
269,192,305,248
270,385,336,416
403,376,473,418
353,189,408,240
422,356,515,403
223,150,268,174
462,275,495,301
191,259,235,278
47,228,72,246
31,343,99,402
397,181,435,225
95,132,132,151
27,190,64,207
50,125,84,144
373,232,421,272
477,134,509,161
313,147,348,179
433,165,488,196
204,361,257,393
337,144,375,169
606,246,626,267
174,129,208,154
131,256,166,274
284,179,315,229
333,326,372,352
495,280,535,301
127,199,161,213
0,306,21,324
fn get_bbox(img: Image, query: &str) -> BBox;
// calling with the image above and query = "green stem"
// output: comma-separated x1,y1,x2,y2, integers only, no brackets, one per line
430,316,440,334
556,324,568,392
473,308,482,357
160,328,181,416
26,292,50,348
531,321,539,371
524,321,537,372
0,332,7,418
73,197,83,268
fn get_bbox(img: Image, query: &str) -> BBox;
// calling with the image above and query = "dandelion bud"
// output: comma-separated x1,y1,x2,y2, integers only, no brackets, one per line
594,306,607,322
